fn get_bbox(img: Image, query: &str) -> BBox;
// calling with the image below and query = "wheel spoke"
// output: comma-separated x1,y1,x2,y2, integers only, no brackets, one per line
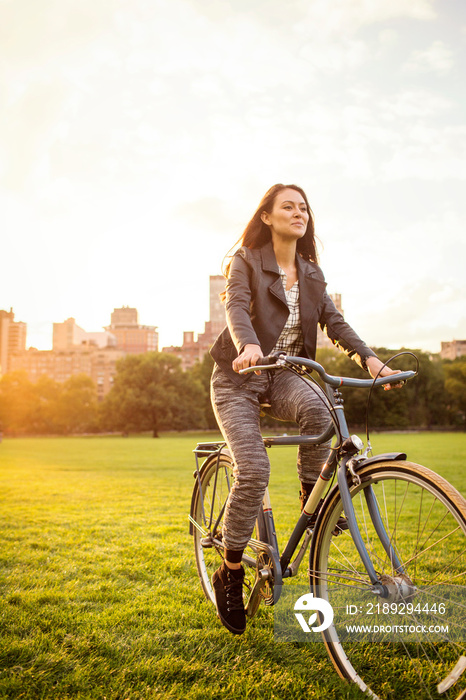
311,461,466,699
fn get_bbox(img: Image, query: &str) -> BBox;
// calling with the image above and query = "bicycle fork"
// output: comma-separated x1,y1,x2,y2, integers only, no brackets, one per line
337,455,409,597
303,447,409,597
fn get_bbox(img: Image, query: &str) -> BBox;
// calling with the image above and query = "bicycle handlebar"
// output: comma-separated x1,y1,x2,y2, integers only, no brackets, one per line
239,354,417,389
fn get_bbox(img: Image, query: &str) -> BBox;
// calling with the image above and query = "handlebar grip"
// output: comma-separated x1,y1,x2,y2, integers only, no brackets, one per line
374,369,416,386
238,353,285,375
256,354,283,366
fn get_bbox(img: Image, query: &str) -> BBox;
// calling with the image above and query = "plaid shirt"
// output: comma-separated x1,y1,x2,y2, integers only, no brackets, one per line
271,267,304,356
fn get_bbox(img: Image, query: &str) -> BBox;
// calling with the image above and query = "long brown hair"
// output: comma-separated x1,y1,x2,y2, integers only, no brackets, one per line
222,184,318,278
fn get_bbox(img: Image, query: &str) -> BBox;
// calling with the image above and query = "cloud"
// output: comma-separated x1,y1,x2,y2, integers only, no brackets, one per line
362,279,466,352
0,0,117,66
1,0,463,354
1,81,68,188
402,40,455,76
294,0,436,37
0,0,449,195
382,124,466,180
379,90,453,119
175,196,241,235
331,252,466,352
184,0,437,36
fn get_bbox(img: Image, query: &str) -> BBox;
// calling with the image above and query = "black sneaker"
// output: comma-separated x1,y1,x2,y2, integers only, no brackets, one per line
212,562,246,635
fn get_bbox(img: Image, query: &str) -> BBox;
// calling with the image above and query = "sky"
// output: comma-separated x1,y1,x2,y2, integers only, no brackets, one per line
1,0,465,355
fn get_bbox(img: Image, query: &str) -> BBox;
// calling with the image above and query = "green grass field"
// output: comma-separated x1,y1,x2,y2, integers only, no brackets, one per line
0,432,465,699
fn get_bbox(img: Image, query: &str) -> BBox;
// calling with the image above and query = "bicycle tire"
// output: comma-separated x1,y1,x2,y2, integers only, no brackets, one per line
192,450,262,605
310,460,466,700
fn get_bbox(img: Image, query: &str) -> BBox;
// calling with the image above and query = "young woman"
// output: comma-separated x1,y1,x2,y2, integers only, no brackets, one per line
209,184,400,635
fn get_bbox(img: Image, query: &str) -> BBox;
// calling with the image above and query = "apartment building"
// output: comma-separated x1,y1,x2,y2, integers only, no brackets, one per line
0,308,27,375
104,306,158,353
9,307,158,399
440,340,466,360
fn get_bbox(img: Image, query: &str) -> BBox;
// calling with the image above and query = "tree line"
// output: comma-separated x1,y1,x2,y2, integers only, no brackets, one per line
0,349,465,437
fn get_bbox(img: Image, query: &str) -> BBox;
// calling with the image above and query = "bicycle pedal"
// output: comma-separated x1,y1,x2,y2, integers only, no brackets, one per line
200,534,218,547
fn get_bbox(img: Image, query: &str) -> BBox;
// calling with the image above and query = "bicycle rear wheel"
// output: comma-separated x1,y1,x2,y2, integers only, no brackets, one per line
310,460,466,700
191,450,261,605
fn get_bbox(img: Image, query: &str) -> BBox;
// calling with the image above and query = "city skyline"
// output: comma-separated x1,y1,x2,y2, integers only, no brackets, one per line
3,283,226,393
4,289,463,358
3,294,465,398
1,1,465,354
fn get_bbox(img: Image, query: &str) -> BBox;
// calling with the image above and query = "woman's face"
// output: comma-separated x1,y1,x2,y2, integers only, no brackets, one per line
261,188,309,242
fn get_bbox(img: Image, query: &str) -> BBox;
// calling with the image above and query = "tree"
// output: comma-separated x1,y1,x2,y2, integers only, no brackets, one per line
101,352,207,436
29,375,62,434
0,371,38,435
188,352,218,429
54,374,98,434
444,359,466,429
315,347,448,431
0,372,97,435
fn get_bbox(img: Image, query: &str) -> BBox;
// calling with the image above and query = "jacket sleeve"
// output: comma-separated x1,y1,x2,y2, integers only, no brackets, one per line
319,292,377,370
225,251,261,354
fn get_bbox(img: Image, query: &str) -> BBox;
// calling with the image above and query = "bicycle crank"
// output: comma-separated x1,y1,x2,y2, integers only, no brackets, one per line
245,564,272,618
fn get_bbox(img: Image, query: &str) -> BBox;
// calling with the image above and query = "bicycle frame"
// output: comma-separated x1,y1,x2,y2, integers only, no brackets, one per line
190,357,416,608
189,357,466,698
260,417,389,599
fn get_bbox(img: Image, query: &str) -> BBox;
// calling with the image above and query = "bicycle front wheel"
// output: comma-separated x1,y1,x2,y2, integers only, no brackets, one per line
310,460,466,700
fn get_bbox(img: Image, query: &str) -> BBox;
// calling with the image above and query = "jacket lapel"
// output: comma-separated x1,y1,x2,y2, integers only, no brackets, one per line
296,254,326,336
260,241,288,308
259,241,326,322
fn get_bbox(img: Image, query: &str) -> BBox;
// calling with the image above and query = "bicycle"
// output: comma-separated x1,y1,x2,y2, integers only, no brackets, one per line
188,354,466,699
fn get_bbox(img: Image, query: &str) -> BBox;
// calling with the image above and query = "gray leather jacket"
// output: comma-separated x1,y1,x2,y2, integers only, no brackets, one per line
210,241,376,385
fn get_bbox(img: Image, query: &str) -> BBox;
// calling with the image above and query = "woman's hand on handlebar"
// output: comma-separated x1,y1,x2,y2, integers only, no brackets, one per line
232,344,263,375
366,357,403,390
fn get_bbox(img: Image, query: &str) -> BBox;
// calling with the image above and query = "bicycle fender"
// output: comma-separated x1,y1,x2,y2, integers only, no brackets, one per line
189,445,231,535
356,452,407,469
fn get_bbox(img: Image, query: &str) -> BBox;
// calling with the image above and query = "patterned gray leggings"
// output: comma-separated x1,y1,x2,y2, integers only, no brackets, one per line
210,364,331,552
